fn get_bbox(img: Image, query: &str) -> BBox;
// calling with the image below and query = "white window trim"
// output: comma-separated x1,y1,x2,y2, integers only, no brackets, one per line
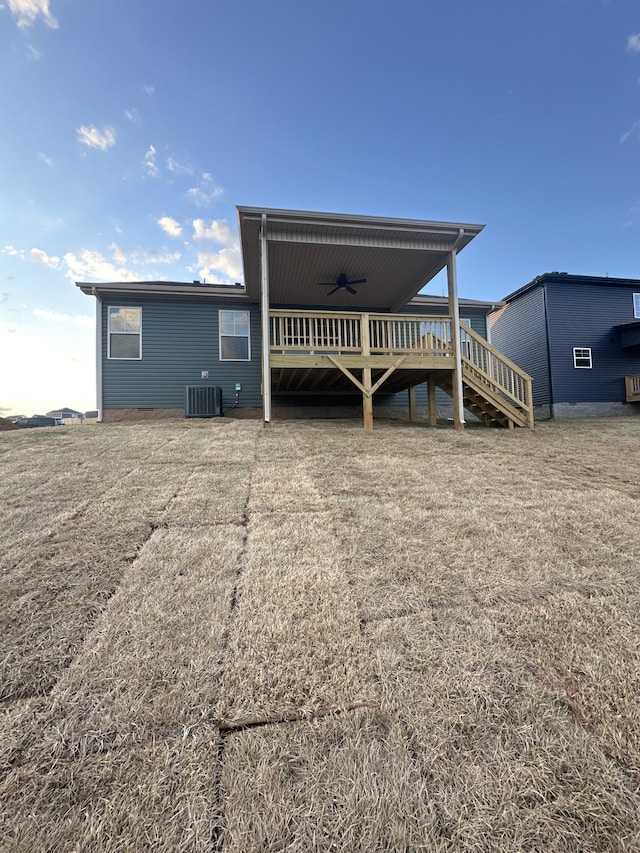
634,293,640,319
573,347,592,369
108,306,142,360
219,309,251,361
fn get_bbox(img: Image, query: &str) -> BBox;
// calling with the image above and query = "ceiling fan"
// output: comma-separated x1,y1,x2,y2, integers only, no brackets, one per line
318,272,367,296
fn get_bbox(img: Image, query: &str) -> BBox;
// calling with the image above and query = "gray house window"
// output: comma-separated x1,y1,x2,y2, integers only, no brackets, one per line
634,293,640,318
219,310,250,360
108,307,142,359
573,347,592,369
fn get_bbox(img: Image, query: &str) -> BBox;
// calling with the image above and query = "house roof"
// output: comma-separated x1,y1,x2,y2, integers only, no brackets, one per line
501,272,640,303
237,206,484,311
76,280,249,300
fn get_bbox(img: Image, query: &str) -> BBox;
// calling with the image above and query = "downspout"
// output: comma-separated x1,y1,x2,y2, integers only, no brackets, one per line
447,228,465,429
542,285,554,418
486,304,497,345
92,287,103,422
260,213,272,426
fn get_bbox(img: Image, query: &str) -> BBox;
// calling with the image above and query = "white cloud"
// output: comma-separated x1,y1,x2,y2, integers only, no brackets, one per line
185,173,224,208
76,125,116,151
109,243,127,264
628,33,640,53
27,43,42,59
2,245,26,259
37,151,53,166
32,308,93,328
7,0,58,28
158,216,182,237
124,107,141,125
620,119,640,144
143,84,155,95
194,247,242,283
166,155,193,176
143,144,159,177
30,247,60,267
61,249,141,282
192,218,235,245
108,242,181,266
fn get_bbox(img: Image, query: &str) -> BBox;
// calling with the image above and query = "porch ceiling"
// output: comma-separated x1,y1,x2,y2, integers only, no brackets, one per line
238,207,484,311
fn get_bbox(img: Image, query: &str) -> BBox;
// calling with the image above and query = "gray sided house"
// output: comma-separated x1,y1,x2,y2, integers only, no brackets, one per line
78,207,534,430
490,272,640,419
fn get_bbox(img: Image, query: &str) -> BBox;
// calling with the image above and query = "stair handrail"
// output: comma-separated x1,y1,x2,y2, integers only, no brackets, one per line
461,322,534,428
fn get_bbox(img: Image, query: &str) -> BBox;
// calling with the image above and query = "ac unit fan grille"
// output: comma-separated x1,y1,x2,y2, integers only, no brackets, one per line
185,385,223,418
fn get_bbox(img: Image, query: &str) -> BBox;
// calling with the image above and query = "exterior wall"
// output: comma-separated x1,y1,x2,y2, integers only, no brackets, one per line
489,287,550,408
545,282,640,405
101,297,262,414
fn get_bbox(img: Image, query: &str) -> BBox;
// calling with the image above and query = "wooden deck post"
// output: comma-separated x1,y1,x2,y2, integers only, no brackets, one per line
427,375,437,426
447,246,465,431
260,213,272,428
361,313,373,430
408,385,417,422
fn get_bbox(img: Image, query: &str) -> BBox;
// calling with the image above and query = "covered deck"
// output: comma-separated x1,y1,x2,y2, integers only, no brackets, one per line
238,206,533,429
269,308,533,428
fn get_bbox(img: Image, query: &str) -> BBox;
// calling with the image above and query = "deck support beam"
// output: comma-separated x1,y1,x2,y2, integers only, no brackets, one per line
447,244,465,431
260,213,272,427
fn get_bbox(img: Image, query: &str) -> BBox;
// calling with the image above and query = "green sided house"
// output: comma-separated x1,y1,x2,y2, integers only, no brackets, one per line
77,206,533,429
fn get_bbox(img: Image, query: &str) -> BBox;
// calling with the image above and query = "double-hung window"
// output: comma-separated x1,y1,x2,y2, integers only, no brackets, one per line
573,347,592,369
108,307,142,359
219,310,250,360
634,293,640,318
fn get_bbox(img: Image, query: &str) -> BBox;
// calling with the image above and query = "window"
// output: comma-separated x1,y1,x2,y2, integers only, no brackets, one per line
573,347,592,369
634,293,640,318
108,307,141,359
220,310,250,360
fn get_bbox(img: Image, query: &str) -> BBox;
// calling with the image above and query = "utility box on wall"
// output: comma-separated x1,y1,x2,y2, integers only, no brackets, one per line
185,386,223,418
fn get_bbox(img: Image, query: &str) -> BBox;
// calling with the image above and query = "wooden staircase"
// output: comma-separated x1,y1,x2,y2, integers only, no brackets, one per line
438,323,534,428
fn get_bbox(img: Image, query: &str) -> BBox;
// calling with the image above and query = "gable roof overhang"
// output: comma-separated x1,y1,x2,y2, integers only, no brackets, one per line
75,280,250,301
501,272,640,304
237,206,484,312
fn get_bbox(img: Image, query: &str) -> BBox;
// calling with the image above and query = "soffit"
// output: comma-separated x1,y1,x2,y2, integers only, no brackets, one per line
238,207,484,310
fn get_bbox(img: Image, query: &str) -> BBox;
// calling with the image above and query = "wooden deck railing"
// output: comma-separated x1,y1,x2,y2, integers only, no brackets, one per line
270,310,453,357
461,323,534,427
625,374,640,402
269,309,533,426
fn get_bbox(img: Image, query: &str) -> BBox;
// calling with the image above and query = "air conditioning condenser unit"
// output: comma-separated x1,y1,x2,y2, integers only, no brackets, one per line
185,385,223,418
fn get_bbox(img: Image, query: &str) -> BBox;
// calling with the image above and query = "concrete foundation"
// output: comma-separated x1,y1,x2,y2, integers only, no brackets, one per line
552,401,640,419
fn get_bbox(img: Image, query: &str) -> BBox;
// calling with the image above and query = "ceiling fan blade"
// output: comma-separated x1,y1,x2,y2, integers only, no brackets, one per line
318,282,336,286
327,286,340,295
345,285,357,295
347,278,367,286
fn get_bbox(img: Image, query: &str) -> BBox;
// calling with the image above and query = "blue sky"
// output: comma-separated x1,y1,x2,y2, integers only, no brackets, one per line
1,0,640,415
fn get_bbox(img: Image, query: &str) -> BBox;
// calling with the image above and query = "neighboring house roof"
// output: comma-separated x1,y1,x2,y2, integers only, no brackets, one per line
237,206,485,311
407,293,500,312
501,271,640,303
47,407,83,417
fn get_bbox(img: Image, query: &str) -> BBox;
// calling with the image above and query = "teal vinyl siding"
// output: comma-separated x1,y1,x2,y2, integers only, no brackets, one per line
102,297,262,410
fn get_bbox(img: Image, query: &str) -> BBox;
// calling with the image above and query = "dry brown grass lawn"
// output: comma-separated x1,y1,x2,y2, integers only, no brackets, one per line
1,415,640,851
